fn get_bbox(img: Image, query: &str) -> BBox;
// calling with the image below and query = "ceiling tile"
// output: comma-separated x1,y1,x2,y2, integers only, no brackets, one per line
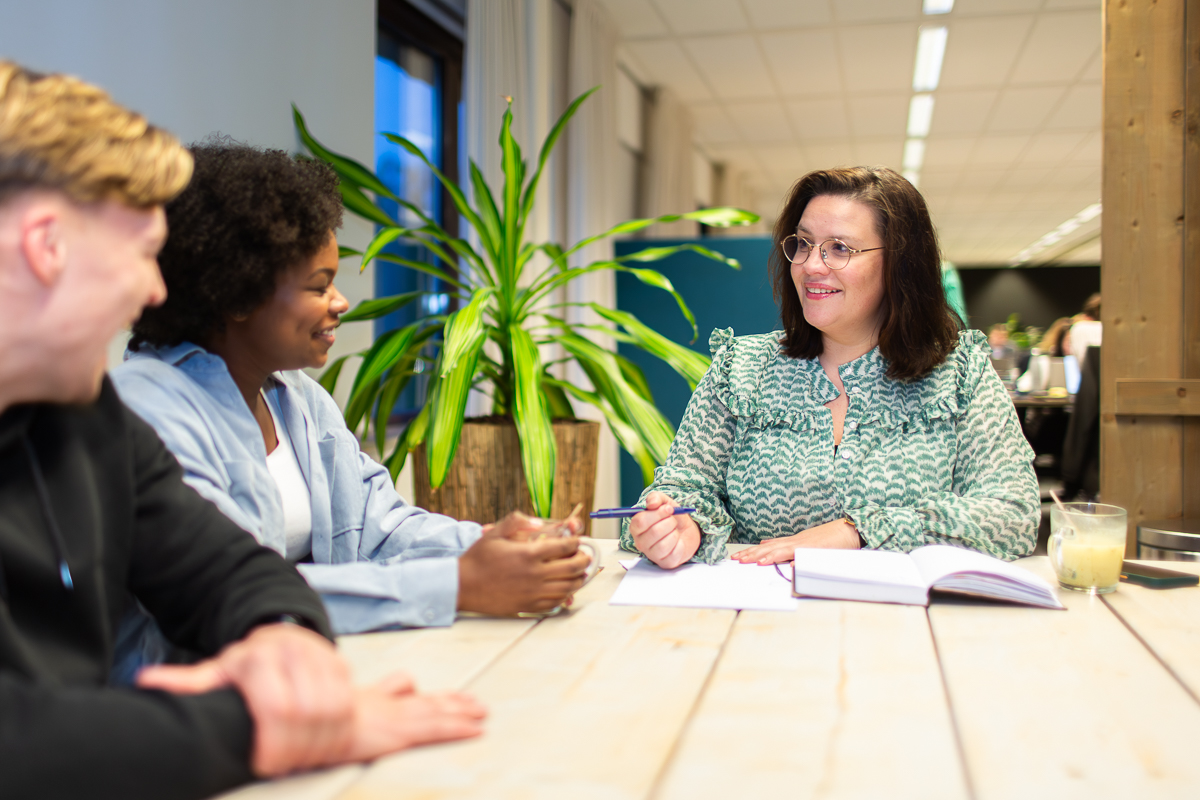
1066,131,1101,164
1043,83,1100,130
1008,11,1101,85
1078,48,1102,81
916,169,961,190
742,0,835,28
805,140,857,168
987,85,1066,133
691,103,742,144
923,136,977,168
623,39,713,100
837,22,918,93
1044,0,1101,9
760,30,844,96
974,134,1032,167
953,0,1043,14
940,15,1034,89
784,98,851,139
726,100,796,142
1017,130,1088,165
682,34,776,100
752,143,812,174
929,90,998,136
651,0,749,36
995,167,1053,190
854,137,903,168
595,0,669,38
833,0,920,24
847,93,909,137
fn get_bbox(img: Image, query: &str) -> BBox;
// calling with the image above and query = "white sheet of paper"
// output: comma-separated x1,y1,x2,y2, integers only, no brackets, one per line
609,558,801,612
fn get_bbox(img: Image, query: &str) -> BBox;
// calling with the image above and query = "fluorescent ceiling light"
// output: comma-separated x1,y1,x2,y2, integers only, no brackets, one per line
913,26,948,92
903,138,926,171
1009,203,1103,265
903,170,921,188
923,0,954,14
907,94,935,137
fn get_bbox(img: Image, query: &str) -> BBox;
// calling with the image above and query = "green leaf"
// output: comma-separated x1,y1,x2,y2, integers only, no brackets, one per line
519,87,598,227
684,207,761,227
293,104,398,201
351,323,418,396
469,160,502,259
383,401,430,483
317,355,349,396
622,267,698,343
340,182,397,227
344,375,381,439
439,288,495,377
510,326,556,516
543,376,658,484
427,332,485,488
615,353,654,403
341,291,424,323
541,376,575,418
373,251,467,290
381,132,489,252
338,246,362,259
499,102,524,287
589,304,711,390
374,365,415,456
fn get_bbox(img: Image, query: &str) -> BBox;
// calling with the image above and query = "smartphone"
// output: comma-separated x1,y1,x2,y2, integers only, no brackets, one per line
1120,561,1200,589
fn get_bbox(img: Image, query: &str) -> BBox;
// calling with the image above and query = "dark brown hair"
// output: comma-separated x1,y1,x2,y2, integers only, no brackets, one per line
770,166,962,381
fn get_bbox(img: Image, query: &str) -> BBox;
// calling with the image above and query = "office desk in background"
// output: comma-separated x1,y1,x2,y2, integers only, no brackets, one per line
220,541,1200,800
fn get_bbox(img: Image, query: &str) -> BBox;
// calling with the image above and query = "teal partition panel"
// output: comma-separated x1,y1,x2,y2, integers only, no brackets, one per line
613,236,778,506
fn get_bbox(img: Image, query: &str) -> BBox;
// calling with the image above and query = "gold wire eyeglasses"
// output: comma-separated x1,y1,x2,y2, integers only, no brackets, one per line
781,234,884,270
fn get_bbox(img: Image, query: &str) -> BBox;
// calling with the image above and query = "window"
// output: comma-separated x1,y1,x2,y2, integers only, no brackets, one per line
374,0,462,418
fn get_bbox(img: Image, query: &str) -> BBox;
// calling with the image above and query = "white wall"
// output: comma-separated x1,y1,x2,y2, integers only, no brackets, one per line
0,0,377,388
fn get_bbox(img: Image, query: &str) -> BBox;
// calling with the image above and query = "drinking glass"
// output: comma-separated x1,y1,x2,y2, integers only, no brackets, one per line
1048,502,1127,594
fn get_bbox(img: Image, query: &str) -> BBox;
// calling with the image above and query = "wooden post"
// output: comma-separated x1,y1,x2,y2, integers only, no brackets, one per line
1102,0,1199,553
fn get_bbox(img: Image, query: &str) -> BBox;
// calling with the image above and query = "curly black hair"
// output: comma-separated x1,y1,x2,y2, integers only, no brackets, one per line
131,139,343,349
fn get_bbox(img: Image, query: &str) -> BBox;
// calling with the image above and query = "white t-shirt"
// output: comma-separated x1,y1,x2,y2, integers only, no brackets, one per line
263,393,313,562
1068,320,1102,359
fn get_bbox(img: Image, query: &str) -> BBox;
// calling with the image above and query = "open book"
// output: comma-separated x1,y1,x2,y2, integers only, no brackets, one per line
791,545,1063,609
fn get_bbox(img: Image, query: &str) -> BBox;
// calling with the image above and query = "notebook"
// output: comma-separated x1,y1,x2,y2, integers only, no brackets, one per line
791,545,1063,609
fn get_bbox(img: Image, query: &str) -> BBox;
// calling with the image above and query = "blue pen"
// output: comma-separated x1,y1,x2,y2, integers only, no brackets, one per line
589,506,696,519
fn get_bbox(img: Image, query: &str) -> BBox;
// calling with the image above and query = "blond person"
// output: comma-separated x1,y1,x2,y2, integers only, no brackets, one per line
623,167,1039,568
0,62,483,800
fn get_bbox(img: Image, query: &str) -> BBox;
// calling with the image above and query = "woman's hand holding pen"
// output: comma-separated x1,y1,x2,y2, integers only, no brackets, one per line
629,492,701,569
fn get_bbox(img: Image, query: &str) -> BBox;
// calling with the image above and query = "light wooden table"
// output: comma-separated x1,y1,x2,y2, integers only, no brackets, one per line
220,542,1200,800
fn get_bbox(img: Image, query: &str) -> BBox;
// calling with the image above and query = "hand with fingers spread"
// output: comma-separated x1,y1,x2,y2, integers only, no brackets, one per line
628,491,701,569
730,518,861,566
136,622,356,776
458,511,592,616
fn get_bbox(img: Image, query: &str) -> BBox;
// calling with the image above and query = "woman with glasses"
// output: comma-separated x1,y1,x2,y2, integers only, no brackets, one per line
621,166,1039,567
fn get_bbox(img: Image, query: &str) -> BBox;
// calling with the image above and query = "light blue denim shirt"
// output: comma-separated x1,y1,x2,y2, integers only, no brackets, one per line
110,343,482,634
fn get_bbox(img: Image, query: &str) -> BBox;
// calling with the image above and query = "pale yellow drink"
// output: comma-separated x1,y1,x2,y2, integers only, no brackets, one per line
1049,503,1127,594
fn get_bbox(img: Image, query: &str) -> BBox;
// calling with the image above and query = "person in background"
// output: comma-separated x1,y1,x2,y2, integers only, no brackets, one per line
1016,316,1072,393
621,166,1039,568
0,61,483,800
1066,292,1101,359
110,141,590,658
987,323,1012,360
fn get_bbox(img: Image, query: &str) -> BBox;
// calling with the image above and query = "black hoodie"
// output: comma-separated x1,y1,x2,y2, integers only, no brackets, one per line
0,379,332,800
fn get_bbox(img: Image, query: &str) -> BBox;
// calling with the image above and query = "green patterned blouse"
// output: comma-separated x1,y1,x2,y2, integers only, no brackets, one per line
620,328,1040,564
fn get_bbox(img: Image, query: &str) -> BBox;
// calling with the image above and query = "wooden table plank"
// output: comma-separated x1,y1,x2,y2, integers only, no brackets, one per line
338,541,736,800
653,601,968,800
931,556,1200,799
1102,560,1200,702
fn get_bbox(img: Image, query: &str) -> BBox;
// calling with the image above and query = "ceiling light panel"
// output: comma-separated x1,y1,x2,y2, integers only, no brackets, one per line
907,94,935,137
924,0,955,13
903,138,926,170
912,26,948,91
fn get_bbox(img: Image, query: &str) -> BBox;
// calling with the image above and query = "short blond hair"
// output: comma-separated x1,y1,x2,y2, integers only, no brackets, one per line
0,61,192,207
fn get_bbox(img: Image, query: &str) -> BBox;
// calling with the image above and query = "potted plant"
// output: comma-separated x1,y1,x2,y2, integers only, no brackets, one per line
293,90,758,528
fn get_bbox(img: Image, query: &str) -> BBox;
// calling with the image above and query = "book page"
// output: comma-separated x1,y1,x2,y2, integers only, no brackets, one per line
909,545,1033,586
792,549,927,589
610,558,800,612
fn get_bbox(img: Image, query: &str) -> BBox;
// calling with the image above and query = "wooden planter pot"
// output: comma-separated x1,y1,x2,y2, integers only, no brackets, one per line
413,418,600,536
